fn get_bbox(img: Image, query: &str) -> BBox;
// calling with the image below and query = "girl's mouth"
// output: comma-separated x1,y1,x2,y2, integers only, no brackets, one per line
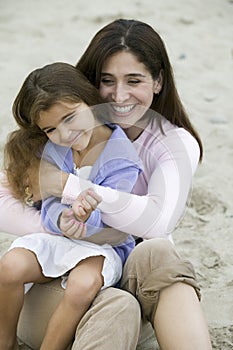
68,131,83,145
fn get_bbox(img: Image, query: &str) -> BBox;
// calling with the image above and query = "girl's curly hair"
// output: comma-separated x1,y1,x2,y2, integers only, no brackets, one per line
4,62,104,203
4,128,47,201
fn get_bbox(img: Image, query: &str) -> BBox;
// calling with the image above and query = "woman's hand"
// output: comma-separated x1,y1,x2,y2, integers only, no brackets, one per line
59,188,102,239
27,160,69,201
72,188,102,222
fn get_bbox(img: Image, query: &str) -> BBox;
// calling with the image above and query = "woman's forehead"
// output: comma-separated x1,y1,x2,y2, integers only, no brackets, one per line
102,51,149,75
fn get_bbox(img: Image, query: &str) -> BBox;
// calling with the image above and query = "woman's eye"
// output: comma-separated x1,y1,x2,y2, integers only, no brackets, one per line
128,80,140,85
101,78,114,85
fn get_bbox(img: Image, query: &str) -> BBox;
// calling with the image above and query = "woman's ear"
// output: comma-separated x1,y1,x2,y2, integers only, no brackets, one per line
153,70,163,94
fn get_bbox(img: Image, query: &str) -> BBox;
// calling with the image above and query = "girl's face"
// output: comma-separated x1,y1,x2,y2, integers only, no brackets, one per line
99,51,162,130
37,100,95,151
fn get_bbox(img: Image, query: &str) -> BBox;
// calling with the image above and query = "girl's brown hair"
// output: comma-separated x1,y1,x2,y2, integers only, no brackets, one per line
77,18,203,160
4,62,104,201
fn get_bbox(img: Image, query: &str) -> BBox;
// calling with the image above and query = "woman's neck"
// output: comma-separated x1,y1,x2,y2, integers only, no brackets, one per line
124,118,149,141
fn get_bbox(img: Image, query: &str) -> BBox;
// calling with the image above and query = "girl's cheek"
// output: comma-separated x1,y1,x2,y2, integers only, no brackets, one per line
47,134,59,144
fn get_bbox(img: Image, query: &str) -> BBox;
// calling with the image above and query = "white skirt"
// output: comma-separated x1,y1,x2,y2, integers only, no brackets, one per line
9,233,122,293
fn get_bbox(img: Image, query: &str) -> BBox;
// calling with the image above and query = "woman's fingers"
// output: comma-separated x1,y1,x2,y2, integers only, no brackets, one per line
72,201,86,217
81,188,102,209
87,189,102,203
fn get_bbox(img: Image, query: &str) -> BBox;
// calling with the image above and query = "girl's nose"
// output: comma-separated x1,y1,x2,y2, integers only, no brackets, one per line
58,125,72,143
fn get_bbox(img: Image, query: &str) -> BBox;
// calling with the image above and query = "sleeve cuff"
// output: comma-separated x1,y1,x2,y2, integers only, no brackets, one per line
61,174,81,205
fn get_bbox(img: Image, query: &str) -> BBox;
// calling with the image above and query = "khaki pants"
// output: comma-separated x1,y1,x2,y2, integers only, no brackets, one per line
17,239,200,349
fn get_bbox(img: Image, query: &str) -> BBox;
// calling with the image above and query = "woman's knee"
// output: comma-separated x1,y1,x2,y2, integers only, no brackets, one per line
126,238,179,271
121,239,200,323
122,238,195,287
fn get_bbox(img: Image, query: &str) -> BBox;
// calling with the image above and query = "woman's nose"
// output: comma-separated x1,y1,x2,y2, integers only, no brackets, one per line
112,84,129,103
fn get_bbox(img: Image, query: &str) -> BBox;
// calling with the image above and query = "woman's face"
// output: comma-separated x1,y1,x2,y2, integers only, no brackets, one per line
99,51,162,130
37,100,95,152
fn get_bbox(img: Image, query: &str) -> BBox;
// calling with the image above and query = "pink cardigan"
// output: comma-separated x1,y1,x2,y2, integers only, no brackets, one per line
0,117,200,240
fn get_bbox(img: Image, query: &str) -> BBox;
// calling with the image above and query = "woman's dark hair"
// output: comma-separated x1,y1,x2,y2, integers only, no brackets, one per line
77,18,203,160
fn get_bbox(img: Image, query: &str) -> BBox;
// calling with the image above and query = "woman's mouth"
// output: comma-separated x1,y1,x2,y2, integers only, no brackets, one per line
111,104,135,115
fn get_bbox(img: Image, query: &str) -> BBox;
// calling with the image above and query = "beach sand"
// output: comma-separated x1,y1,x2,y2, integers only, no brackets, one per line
0,0,233,348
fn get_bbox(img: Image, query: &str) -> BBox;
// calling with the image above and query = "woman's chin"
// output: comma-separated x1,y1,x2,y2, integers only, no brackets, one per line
109,116,136,129
115,122,133,129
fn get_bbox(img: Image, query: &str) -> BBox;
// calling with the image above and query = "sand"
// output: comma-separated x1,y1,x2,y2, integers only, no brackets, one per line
0,0,232,348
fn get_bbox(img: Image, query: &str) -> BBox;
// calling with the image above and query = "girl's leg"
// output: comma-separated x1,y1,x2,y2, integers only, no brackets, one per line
40,255,104,350
121,238,212,350
0,248,50,350
18,283,141,350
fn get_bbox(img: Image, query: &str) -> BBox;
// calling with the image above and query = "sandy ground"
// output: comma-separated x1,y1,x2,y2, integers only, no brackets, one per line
0,0,233,348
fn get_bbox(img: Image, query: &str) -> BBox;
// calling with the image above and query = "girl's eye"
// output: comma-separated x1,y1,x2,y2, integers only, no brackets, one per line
64,115,75,123
45,128,56,134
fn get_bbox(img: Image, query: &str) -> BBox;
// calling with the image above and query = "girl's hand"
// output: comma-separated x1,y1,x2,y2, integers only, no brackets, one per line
72,188,102,222
59,208,87,239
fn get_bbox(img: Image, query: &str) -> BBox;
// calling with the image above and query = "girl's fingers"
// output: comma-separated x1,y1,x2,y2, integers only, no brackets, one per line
80,224,87,237
61,208,74,219
61,218,76,233
72,222,86,239
61,214,87,239
64,221,80,237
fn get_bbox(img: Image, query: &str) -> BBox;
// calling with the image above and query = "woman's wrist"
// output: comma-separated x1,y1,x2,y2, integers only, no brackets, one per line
47,170,69,198
61,173,81,204
61,172,69,194
38,161,69,199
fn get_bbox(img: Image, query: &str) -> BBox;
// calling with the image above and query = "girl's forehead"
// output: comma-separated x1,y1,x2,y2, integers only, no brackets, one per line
37,102,77,127
38,101,89,127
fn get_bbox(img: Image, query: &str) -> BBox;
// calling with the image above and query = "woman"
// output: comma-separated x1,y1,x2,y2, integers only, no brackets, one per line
0,19,212,349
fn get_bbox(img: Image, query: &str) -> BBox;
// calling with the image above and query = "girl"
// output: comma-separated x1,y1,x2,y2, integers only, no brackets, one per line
0,62,142,350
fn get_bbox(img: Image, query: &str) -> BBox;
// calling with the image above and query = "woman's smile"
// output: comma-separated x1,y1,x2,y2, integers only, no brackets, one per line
111,103,136,115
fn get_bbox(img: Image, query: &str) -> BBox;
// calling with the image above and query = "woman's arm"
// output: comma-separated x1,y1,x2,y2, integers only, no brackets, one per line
41,157,141,236
0,172,46,235
28,160,69,202
62,130,200,239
